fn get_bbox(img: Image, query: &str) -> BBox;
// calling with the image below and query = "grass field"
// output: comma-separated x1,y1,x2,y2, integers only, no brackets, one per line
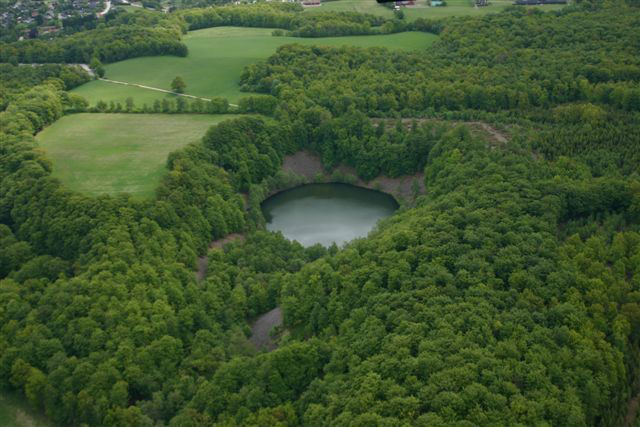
71,27,437,106
36,113,241,198
306,0,566,20
0,392,53,427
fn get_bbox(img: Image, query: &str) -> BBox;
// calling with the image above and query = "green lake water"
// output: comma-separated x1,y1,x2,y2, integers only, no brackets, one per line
262,183,398,247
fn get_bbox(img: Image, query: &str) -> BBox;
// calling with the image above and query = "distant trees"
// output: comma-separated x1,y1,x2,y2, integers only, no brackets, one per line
89,57,105,78
0,26,188,65
171,76,186,94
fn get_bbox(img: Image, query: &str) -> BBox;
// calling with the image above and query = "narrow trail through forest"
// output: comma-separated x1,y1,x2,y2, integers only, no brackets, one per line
98,78,239,107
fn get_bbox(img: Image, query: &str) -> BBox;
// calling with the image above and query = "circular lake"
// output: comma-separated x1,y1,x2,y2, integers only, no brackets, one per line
261,183,398,247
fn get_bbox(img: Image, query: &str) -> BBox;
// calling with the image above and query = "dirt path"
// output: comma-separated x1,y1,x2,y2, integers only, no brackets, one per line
249,307,283,351
98,78,240,107
195,233,244,281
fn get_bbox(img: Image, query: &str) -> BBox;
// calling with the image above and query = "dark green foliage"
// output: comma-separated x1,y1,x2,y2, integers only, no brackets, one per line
0,26,187,64
171,76,186,94
177,4,418,37
240,6,640,114
0,64,90,109
1,3,640,426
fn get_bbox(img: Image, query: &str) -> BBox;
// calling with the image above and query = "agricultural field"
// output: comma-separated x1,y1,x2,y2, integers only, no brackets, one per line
0,392,53,427
306,0,566,20
35,113,241,198
71,27,437,106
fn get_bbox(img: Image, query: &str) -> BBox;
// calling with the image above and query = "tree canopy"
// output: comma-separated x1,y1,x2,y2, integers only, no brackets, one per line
1,1,640,426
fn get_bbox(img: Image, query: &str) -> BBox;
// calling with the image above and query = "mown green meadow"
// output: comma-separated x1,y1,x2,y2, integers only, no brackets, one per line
306,0,566,20
36,113,240,198
71,27,437,106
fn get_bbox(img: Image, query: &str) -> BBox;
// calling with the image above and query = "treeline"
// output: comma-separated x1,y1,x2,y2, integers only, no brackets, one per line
88,96,231,115
0,26,187,64
0,63,90,109
177,4,439,37
81,94,278,116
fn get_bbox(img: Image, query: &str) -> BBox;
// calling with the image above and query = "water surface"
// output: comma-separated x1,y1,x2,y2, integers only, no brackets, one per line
262,183,398,247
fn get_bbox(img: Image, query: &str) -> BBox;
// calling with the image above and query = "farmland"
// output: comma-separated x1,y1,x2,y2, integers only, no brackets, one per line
71,27,437,106
305,0,566,20
35,113,241,198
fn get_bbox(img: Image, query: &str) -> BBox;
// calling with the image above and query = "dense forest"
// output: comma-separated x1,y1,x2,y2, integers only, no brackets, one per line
1,0,640,426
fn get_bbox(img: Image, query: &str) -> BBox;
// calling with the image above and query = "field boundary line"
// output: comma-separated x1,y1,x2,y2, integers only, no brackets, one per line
98,77,239,107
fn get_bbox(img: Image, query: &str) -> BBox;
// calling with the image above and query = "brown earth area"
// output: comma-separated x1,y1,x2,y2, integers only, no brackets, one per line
282,150,425,203
249,307,283,352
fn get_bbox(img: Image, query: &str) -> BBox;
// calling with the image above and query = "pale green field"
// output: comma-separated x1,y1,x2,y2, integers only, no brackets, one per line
71,27,437,106
0,392,53,427
71,80,171,107
307,0,566,20
36,113,241,198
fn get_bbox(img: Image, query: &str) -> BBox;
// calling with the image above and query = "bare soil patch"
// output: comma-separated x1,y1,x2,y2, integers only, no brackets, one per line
249,307,283,351
282,150,424,203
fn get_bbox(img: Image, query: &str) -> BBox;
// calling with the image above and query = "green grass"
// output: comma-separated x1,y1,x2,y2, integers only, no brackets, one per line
36,113,242,198
71,27,437,106
0,392,53,427
307,0,566,20
71,79,171,107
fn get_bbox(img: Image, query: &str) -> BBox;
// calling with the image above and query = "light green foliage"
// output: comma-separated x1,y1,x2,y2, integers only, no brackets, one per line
35,113,242,197
71,27,436,105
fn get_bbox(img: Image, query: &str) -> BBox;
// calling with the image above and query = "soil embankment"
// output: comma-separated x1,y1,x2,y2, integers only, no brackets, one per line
282,151,424,203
